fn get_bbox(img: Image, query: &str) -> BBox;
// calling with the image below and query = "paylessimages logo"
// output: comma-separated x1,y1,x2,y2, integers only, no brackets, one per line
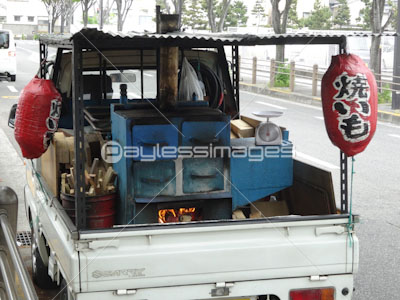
101,141,293,163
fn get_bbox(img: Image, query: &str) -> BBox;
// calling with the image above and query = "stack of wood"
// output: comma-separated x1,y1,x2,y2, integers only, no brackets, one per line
230,116,261,139
230,115,286,140
61,158,117,197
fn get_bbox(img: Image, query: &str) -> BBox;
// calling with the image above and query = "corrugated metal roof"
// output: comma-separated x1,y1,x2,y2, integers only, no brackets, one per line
39,28,398,48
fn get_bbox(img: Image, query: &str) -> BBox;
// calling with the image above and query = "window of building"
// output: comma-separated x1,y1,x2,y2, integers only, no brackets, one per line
28,16,34,22
14,15,21,22
0,16,6,23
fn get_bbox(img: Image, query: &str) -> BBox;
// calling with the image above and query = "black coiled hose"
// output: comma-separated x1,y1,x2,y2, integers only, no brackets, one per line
188,60,224,109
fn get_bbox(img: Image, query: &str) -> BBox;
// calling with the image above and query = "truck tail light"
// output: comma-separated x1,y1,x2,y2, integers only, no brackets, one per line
290,288,334,300
8,51,16,57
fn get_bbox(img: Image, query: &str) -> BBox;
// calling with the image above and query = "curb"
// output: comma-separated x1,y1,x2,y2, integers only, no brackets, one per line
240,82,400,126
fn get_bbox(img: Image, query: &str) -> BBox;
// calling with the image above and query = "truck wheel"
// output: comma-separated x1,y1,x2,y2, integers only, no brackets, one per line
58,279,68,300
10,75,16,82
31,228,57,289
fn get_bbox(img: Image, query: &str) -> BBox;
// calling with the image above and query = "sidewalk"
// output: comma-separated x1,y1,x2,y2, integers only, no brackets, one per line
0,127,59,299
240,81,400,125
0,127,29,232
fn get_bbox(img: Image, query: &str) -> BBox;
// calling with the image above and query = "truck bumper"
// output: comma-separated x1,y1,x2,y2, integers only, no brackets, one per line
75,274,355,300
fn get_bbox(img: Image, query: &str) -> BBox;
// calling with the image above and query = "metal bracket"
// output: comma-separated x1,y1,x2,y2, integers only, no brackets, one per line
315,226,345,236
114,289,137,296
48,251,59,284
211,282,234,297
310,275,328,282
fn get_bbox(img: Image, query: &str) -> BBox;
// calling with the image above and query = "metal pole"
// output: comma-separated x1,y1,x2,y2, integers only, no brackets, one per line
340,151,348,214
72,42,87,229
0,249,18,300
312,64,318,97
39,43,46,79
0,187,17,235
392,0,400,109
252,56,257,84
99,0,103,30
339,41,349,214
0,214,38,300
289,61,295,92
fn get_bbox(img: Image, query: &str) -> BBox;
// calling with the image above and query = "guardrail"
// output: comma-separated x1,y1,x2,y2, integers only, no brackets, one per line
0,187,38,300
238,56,399,98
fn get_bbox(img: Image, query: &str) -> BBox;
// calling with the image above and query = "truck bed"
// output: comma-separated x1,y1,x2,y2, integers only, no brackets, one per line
77,215,358,293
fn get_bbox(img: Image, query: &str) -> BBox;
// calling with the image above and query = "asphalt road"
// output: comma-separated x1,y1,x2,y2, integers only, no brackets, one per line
0,41,399,300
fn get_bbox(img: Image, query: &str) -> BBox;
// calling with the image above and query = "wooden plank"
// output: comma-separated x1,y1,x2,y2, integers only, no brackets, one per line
66,174,74,188
232,209,246,219
66,137,75,165
230,119,255,138
230,131,238,139
103,167,117,191
61,173,67,194
90,158,100,175
40,143,59,196
241,115,261,128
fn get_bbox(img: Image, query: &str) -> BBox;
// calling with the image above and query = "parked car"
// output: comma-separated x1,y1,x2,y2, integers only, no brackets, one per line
0,29,17,82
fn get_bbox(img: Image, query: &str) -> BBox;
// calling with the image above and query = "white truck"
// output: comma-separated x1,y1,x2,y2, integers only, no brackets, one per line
12,23,359,300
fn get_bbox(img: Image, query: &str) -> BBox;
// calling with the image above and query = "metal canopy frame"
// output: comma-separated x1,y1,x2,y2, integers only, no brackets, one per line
38,29,360,230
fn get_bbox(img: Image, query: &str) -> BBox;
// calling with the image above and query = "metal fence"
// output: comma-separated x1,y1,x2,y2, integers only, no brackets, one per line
239,56,399,98
0,187,38,300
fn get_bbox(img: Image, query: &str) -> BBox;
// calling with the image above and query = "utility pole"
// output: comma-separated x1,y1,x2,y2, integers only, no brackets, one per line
392,0,400,109
99,0,104,30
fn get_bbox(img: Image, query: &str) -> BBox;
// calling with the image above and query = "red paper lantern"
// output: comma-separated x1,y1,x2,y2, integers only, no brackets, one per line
14,76,62,159
321,54,377,157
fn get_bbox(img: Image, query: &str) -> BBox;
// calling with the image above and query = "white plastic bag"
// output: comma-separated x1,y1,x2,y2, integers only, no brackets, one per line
178,57,204,101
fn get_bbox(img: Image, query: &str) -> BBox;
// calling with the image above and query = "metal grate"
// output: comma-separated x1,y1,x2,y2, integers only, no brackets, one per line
16,231,31,246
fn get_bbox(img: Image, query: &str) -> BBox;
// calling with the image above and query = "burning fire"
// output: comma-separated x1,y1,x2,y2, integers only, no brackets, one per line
158,208,197,223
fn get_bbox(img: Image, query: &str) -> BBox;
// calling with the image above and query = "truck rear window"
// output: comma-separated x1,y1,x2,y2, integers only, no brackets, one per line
0,32,9,49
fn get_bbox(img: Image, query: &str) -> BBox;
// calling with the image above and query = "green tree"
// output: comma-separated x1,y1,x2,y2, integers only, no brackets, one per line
219,0,248,29
199,0,239,32
333,0,350,28
356,0,371,29
156,0,171,13
389,0,397,29
251,0,266,26
304,0,332,30
287,0,301,28
182,0,208,29
357,0,395,30
357,0,396,74
42,0,63,33
270,0,293,62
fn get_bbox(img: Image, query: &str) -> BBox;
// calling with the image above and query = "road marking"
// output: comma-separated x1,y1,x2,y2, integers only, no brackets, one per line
242,91,400,128
1,96,18,99
314,116,324,120
378,122,400,129
255,101,287,110
295,151,339,170
388,134,400,139
241,91,322,111
7,86,18,93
